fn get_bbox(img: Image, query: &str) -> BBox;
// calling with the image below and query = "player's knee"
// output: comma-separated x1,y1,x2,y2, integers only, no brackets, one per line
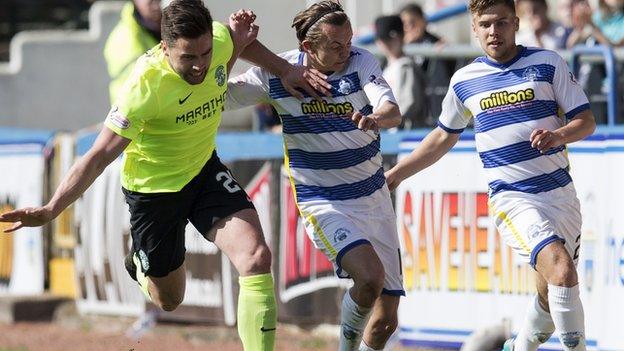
156,297,183,312
153,291,184,312
537,245,578,287
549,259,577,287
241,243,272,275
368,314,398,342
354,268,384,300
159,302,180,312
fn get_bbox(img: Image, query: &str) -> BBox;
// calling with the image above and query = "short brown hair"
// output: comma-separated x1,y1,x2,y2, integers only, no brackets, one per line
469,0,516,16
292,1,349,48
161,0,213,46
400,3,425,18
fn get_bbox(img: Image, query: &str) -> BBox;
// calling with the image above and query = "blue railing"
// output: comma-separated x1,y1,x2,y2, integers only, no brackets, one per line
426,3,468,22
571,45,619,126
7,125,624,161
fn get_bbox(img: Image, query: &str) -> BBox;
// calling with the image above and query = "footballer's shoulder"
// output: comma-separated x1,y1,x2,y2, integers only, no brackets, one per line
349,46,374,61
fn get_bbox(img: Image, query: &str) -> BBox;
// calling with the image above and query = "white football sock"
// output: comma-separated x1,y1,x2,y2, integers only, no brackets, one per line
548,284,586,351
339,290,372,351
514,294,555,351
358,340,382,350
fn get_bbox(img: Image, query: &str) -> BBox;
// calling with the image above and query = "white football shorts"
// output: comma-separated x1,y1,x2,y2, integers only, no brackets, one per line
489,184,582,267
298,187,405,296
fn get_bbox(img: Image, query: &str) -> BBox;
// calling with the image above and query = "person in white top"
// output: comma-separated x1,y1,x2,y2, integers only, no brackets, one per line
227,2,403,350
385,0,596,350
374,15,429,129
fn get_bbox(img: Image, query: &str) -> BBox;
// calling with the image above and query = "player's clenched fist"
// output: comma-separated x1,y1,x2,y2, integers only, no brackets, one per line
530,129,564,153
384,169,401,192
229,9,259,47
351,111,379,133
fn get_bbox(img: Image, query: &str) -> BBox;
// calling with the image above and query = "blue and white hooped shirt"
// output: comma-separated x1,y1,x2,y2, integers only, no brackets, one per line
227,47,397,206
438,46,590,197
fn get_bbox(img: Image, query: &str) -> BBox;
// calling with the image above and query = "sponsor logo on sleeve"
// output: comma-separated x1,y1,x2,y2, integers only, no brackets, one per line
368,74,387,86
106,106,131,129
215,65,226,86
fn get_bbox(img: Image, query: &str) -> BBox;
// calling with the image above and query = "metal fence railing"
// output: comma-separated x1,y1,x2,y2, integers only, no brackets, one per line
364,44,624,126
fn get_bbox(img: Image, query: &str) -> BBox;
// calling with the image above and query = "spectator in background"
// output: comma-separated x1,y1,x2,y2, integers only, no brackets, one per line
567,0,624,47
374,15,429,129
516,0,569,50
399,3,441,45
399,3,442,70
104,0,162,103
255,103,282,133
556,0,582,30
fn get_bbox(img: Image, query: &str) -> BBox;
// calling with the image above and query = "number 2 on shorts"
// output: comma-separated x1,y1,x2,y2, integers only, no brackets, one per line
216,171,242,193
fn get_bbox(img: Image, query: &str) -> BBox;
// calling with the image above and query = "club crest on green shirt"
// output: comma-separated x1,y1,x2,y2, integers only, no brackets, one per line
215,65,226,86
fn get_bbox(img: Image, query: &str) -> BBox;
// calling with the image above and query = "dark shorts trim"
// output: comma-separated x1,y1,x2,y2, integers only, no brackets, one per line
530,234,566,269
382,288,406,296
334,239,372,278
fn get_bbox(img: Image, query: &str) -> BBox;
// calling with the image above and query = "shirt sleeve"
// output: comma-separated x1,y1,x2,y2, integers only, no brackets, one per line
552,54,590,120
358,51,398,110
104,71,157,140
437,80,472,133
212,21,234,69
226,66,270,110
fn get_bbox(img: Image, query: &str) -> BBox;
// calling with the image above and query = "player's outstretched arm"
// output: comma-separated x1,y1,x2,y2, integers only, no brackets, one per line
0,127,130,233
385,127,460,191
530,109,596,154
238,40,332,100
350,100,402,132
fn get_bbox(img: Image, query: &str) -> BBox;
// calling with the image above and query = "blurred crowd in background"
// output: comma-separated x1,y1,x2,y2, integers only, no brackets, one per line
1,0,622,130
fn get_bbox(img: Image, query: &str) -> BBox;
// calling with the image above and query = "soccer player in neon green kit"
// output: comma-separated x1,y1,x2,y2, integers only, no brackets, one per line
0,1,330,350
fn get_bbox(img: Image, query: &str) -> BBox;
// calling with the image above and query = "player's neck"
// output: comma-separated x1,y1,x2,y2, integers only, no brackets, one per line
486,44,521,65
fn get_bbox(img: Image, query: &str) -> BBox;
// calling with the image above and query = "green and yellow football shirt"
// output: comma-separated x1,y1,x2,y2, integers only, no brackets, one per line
104,21,233,193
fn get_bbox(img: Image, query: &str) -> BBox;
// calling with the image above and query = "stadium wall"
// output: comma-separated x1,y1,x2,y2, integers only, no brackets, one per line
0,2,122,129
0,128,52,295
2,127,624,349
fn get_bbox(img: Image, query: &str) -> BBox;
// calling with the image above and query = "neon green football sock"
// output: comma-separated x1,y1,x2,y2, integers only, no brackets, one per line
237,273,277,351
133,253,152,301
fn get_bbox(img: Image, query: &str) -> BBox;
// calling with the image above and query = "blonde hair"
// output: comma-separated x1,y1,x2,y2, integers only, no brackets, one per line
468,0,516,15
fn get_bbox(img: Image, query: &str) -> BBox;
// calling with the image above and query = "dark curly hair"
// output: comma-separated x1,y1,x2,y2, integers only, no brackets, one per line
161,0,213,46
